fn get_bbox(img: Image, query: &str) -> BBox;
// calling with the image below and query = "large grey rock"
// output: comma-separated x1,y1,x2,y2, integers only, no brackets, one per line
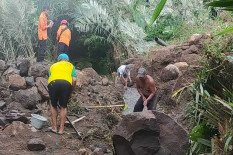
27,138,46,151
18,59,30,77
12,87,42,110
28,63,49,78
0,117,9,128
112,111,189,155
35,77,49,99
8,74,26,90
26,76,35,87
0,100,6,110
155,112,189,155
5,113,29,124
0,60,6,71
160,64,180,82
112,111,160,155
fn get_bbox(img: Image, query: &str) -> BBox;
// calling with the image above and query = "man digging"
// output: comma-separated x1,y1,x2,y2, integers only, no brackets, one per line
133,67,157,112
48,54,77,134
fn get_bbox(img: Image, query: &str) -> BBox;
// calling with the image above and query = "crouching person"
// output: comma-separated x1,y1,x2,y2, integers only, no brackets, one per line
48,53,77,134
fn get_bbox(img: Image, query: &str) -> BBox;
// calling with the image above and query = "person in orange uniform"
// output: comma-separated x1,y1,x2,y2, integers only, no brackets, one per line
56,20,71,55
37,6,53,62
48,53,77,134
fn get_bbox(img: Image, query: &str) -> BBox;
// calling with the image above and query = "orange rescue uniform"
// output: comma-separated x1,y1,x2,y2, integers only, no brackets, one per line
56,25,71,46
38,12,48,40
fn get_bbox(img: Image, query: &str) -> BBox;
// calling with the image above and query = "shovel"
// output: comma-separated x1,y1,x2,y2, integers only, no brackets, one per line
40,81,82,139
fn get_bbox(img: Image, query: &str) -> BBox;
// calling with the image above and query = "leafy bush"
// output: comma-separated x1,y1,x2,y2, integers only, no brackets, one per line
145,13,184,41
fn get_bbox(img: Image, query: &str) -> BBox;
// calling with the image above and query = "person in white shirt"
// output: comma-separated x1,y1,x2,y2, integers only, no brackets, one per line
115,65,132,87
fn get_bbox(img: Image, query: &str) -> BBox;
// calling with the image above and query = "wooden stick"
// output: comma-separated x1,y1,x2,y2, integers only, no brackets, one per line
71,116,86,124
85,104,125,109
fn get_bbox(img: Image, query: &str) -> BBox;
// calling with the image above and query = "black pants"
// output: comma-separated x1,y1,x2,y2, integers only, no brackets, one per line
133,94,157,112
48,80,72,108
57,42,69,56
37,40,47,62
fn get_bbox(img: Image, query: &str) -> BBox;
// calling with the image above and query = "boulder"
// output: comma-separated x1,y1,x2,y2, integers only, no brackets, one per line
28,63,49,78
18,59,30,77
92,148,104,155
27,138,46,151
173,62,189,71
0,100,6,110
35,77,49,99
26,76,35,87
155,111,189,155
76,70,88,87
160,64,180,82
189,34,202,45
112,111,189,155
0,60,5,71
3,67,20,76
5,112,29,124
112,111,160,155
102,77,109,86
82,68,101,82
3,121,27,136
0,117,9,128
8,74,26,90
12,87,42,110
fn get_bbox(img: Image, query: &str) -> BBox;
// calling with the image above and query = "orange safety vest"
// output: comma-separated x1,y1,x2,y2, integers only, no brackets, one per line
56,25,71,46
38,12,48,40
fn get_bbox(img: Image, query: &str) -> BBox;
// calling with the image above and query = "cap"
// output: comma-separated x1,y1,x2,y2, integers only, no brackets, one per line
137,67,146,77
60,20,68,25
58,53,69,61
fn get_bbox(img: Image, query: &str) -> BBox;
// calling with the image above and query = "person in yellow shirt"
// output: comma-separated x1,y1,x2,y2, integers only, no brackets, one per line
37,6,53,62
48,53,77,134
56,20,71,55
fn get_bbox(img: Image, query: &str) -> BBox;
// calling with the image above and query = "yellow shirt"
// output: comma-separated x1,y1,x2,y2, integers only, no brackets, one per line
48,61,77,85
56,25,71,46
38,12,48,40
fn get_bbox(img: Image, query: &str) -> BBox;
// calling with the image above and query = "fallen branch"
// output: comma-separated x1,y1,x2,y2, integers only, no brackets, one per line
72,116,86,124
85,104,124,109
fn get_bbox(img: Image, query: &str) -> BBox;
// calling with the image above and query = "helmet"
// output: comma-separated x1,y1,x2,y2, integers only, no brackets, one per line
58,53,69,61
60,20,68,25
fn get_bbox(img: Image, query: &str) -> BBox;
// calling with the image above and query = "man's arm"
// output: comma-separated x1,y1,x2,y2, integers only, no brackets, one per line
70,66,77,98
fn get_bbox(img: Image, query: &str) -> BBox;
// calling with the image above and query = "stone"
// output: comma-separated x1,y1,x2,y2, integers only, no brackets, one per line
154,111,189,155
3,67,20,76
0,100,6,110
0,60,6,71
112,111,160,155
92,148,104,155
27,138,46,151
181,45,190,50
28,63,49,78
12,87,42,110
3,121,27,136
76,70,88,87
0,117,9,128
35,77,49,99
160,64,180,82
5,113,29,124
173,62,189,71
189,34,202,45
78,148,88,155
26,76,35,87
102,77,109,86
8,74,26,90
82,68,101,82
18,59,30,77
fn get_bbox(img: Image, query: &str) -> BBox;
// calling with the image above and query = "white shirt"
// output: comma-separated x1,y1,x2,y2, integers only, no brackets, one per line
117,65,130,75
